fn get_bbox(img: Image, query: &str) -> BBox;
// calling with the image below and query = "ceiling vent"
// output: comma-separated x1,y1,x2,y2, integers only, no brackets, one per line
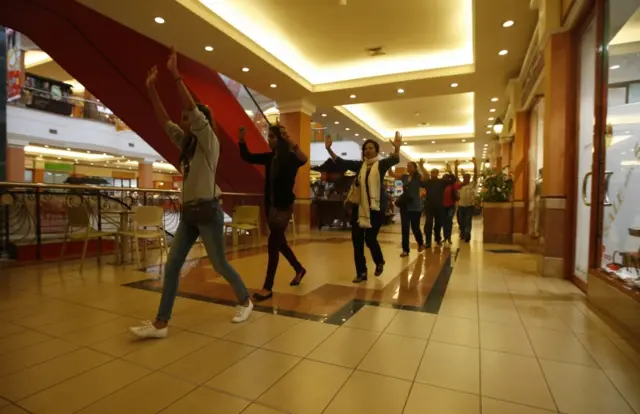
366,46,386,57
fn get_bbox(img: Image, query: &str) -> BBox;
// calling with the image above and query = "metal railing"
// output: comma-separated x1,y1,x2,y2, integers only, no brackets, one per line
0,182,264,262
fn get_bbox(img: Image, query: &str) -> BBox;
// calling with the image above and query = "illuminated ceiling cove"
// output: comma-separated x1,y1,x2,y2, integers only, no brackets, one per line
197,0,474,88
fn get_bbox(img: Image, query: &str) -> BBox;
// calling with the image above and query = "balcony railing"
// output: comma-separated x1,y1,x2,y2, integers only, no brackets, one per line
0,182,264,263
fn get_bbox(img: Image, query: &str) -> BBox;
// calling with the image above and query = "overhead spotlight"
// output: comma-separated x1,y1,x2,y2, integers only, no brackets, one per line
270,84,277,88
204,46,214,52
349,94,356,99
431,141,436,144
154,17,165,24
491,97,498,102
397,88,405,94
502,20,514,27
334,121,340,124
355,133,359,137
489,117,495,121
450,83,459,88
498,49,509,56
610,65,620,70
486,131,491,134
490,108,496,113
462,139,466,142
484,144,488,147
66,148,71,151
345,128,350,131
321,113,327,117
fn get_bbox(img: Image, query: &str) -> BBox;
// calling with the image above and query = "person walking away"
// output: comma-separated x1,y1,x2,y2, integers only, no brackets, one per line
398,162,424,257
457,158,478,243
325,133,402,283
238,125,308,302
131,47,253,339
419,160,451,248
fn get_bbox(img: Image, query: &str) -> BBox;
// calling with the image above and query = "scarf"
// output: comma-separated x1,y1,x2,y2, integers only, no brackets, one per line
357,157,380,228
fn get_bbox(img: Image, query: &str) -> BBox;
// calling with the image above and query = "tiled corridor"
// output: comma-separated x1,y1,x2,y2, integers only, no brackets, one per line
0,227,639,414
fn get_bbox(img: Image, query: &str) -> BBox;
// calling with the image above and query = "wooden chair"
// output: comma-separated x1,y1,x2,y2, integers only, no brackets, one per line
60,206,114,270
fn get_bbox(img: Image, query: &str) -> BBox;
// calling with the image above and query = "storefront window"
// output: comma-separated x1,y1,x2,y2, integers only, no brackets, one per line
43,171,69,184
600,1,640,290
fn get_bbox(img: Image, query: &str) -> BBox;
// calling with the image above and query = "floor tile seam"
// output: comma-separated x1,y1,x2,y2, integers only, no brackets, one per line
608,338,640,372
0,339,82,379
0,330,54,356
318,364,357,414
23,315,124,339
475,269,482,414
599,367,640,414
513,297,561,413
481,396,561,413
6,354,116,406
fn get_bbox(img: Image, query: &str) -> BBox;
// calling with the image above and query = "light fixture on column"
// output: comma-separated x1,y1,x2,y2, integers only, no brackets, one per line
492,118,504,135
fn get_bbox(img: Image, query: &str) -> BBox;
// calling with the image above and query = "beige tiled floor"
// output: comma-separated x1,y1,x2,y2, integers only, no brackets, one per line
0,232,639,414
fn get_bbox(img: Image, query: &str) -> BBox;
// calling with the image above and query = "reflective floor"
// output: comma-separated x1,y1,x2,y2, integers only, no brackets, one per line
0,221,639,414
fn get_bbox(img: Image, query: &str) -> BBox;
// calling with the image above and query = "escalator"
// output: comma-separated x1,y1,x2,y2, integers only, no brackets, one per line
1,0,271,200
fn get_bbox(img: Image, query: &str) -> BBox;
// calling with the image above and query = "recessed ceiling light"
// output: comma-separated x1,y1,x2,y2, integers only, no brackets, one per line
355,133,359,137
462,139,466,142
345,128,350,131
487,124,492,128
44,145,49,148
414,112,420,116
431,141,436,144
489,117,495,121
321,113,327,117
334,121,339,124
490,109,496,113
362,138,366,141
502,20,514,28
486,131,491,134
450,83,459,88
349,94,356,99
242,67,250,72
498,49,509,56
484,144,489,147
397,88,405,94
154,17,165,24
610,65,620,70
204,46,214,52
491,97,498,102
270,84,277,88
66,148,71,151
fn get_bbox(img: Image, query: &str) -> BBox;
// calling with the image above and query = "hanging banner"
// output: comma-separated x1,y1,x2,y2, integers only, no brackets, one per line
5,28,22,102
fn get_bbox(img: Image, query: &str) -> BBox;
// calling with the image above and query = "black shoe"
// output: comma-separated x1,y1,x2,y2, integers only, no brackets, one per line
400,251,409,258
290,268,307,286
425,244,432,249
252,291,273,302
352,273,367,284
418,245,425,253
374,263,384,277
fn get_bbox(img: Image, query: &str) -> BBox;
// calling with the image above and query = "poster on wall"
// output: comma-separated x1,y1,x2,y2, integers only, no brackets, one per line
5,28,22,102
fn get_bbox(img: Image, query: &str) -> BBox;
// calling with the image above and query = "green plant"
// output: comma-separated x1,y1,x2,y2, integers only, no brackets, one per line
479,167,513,202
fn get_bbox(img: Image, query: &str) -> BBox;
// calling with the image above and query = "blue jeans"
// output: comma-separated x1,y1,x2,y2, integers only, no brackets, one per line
443,206,456,241
458,206,474,241
156,201,249,322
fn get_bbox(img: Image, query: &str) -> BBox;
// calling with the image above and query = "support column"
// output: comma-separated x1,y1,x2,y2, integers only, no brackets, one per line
6,144,25,182
277,99,314,233
512,111,530,245
540,31,576,278
0,27,7,182
138,161,154,188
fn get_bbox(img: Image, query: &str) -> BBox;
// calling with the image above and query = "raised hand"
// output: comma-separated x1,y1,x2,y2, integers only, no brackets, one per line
390,131,402,150
146,66,158,89
167,46,179,77
472,157,477,164
455,159,460,167
325,135,333,150
238,126,246,142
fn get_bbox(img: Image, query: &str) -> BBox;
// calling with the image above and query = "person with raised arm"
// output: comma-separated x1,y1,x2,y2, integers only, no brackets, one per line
419,160,452,248
238,124,308,302
457,158,478,243
326,133,402,283
130,47,253,339
398,161,425,257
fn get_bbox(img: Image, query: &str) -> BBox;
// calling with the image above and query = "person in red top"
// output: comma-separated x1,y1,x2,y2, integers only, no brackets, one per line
442,161,463,245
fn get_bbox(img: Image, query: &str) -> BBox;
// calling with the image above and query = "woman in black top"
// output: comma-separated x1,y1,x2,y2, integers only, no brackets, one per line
239,125,308,301
325,132,402,283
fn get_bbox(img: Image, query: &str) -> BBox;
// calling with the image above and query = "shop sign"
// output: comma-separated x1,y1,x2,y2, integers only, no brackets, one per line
5,28,22,102
44,162,73,172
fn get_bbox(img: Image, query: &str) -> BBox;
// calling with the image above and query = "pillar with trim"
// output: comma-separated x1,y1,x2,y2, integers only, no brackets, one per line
276,99,314,233
138,160,154,188
6,140,28,182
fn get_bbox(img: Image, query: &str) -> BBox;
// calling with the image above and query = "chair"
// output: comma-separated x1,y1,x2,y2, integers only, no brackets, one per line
60,206,115,270
225,205,261,246
118,206,168,268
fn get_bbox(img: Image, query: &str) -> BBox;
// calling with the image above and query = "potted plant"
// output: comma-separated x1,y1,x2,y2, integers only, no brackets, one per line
480,167,514,244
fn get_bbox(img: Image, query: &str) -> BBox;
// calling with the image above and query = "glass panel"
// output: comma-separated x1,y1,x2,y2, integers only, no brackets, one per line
220,74,272,139
600,0,640,290
574,17,597,282
628,83,640,104
24,170,33,183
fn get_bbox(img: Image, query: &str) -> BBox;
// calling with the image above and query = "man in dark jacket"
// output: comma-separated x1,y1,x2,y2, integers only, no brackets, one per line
419,160,451,247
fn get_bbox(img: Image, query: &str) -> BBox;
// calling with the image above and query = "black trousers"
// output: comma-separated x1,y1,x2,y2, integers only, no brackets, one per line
351,209,384,275
401,209,424,252
424,207,444,245
263,207,302,291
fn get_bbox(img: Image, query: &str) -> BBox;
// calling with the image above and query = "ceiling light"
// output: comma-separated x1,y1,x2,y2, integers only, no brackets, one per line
349,94,356,99
484,144,488,147
355,133,359,137
154,17,165,24
242,67,250,72
44,145,49,148
486,131,491,134
489,117,495,121
270,84,277,88
610,65,620,70
334,121,339,125
498,50,509,56
66,148,71,151
345,128,350,131
204,46,214,52
431,141,436,144
487,124,492,128
502,20,514,28
321,113,327,117
493,117,504,135
397,88,405,94
450,83,459,88
462,139,466,142
491,97,498,102
414,112,420,116
490,109,496,113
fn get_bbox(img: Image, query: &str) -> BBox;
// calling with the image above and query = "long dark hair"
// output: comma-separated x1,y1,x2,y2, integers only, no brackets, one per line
407,161,420,178
179,103,213,168
269,125,290,157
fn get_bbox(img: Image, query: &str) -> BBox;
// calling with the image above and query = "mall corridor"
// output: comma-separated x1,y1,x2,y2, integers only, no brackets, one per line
0,225,639,414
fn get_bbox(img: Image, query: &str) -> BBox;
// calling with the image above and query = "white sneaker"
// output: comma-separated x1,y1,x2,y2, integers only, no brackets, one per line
232,301,254,323
130,320,168,339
